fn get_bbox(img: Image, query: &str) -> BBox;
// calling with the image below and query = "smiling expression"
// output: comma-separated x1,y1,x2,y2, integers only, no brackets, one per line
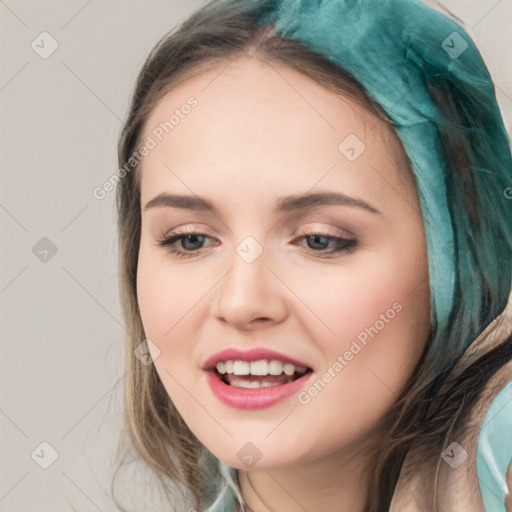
135,56,431,469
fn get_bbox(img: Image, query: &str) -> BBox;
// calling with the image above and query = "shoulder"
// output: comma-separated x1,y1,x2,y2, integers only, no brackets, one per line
476,373,512,512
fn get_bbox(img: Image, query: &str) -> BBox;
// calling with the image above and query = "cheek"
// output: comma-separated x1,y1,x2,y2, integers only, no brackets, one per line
136,257,209,418
295,245,430,409
136,245,204,377
294,246,429,347
136,238,207,337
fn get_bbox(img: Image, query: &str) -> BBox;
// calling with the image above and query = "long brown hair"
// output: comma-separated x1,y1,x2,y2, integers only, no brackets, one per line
114,2,512,510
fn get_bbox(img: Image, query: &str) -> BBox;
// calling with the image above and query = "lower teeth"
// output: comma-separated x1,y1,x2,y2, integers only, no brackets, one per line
222,374,297,388
230,380,287,389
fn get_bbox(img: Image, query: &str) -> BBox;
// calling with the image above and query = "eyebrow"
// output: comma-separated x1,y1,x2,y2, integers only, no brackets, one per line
143,191,382,215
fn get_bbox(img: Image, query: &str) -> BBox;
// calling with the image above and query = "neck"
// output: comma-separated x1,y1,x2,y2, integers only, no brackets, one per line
237,434,375,512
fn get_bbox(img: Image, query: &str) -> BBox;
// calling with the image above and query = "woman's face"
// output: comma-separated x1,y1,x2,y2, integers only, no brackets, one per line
136,56,431,469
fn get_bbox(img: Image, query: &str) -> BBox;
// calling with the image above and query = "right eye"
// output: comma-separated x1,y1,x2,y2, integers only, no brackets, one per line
156,230,218,259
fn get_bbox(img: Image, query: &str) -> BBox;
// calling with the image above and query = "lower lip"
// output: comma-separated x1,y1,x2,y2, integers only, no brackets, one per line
205,370,314,409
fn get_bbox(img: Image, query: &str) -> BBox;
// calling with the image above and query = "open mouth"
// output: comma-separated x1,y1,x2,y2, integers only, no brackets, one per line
213,367,313,389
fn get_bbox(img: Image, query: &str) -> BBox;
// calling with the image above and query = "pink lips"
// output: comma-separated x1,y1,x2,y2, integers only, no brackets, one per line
201,347,311,372
205,369,313,409
201,347,313,409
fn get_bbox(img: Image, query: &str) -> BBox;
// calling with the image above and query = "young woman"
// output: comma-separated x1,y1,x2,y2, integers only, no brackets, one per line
114,0,512,510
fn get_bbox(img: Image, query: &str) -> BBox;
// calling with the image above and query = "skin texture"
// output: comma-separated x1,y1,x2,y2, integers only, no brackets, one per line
136,56,432,511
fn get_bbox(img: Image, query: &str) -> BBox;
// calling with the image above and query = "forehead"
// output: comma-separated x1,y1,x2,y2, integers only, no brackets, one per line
138,57,412,209
142,56,383,143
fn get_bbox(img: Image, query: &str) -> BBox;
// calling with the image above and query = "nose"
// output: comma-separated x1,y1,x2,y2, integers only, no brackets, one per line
211,244,288,331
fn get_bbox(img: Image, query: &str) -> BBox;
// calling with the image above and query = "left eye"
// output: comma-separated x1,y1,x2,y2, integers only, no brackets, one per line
155,230,357,259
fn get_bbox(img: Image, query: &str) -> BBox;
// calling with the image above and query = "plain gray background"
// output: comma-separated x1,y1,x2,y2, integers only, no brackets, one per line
1,1,511,511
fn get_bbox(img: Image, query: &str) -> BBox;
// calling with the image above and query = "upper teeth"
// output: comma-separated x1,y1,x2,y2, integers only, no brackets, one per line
216,359,307,376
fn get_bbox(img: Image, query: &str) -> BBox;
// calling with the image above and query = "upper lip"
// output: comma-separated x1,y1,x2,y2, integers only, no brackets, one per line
201,348,312,372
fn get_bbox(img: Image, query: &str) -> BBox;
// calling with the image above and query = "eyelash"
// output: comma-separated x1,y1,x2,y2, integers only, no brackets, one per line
156,228,357,259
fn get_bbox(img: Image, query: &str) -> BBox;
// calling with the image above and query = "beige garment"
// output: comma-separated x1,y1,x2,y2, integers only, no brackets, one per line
390,291,512,512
